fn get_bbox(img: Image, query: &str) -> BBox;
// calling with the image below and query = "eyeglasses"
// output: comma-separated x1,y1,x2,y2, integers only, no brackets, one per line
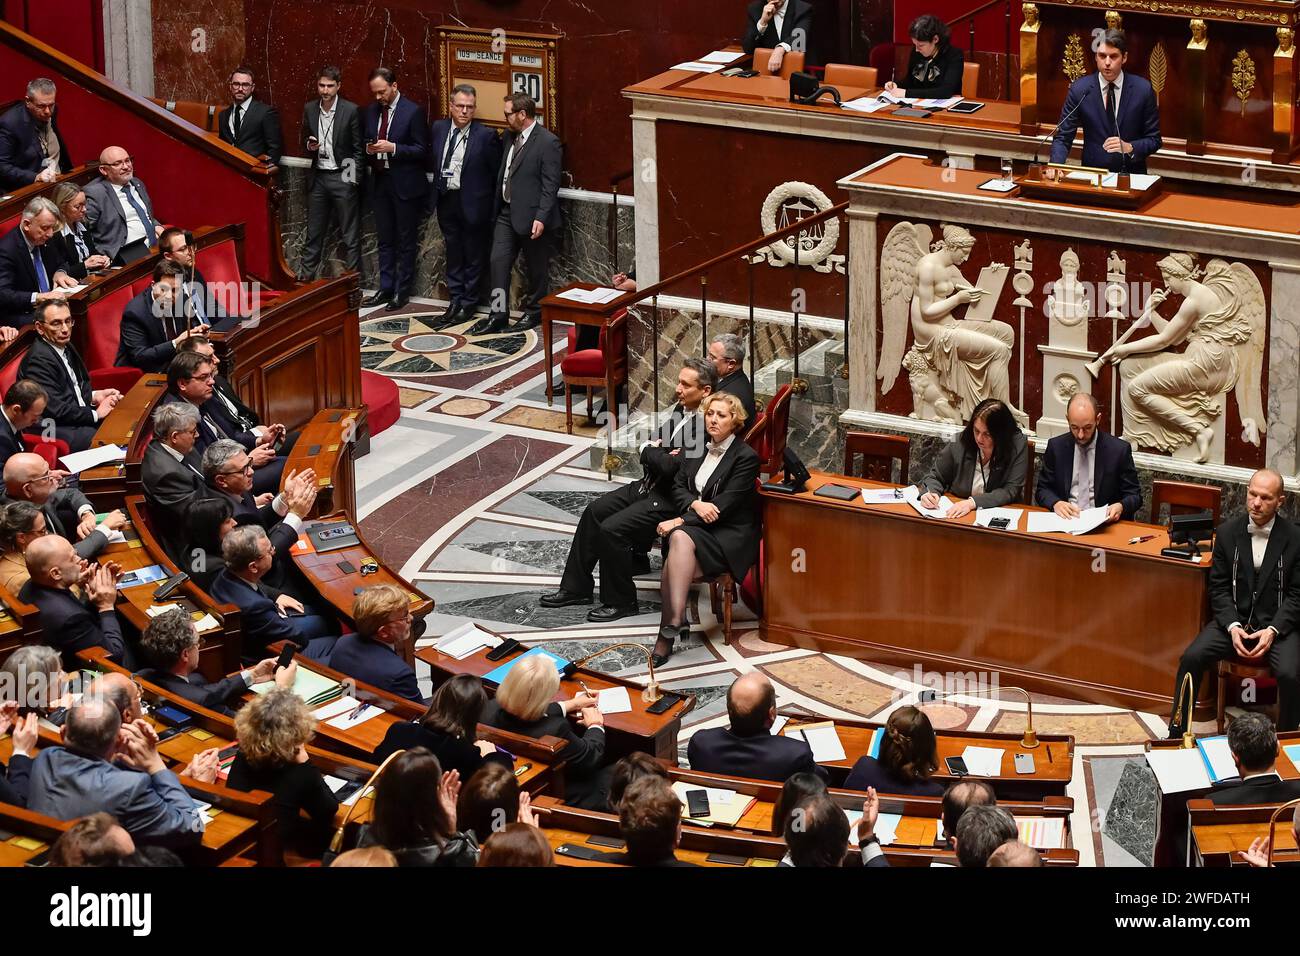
229,81,254,89
451,103,474,111
190,372,215,383
104,157,133,168
28,473,63,487
218,463,254,476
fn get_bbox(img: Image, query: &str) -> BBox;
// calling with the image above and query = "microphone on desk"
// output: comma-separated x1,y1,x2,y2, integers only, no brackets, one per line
565,643,662,703
919,685,1040,749
1032,85,1094,169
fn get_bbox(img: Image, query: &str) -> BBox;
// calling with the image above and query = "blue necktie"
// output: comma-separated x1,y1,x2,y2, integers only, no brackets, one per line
32,246,49,293
120,184,155,240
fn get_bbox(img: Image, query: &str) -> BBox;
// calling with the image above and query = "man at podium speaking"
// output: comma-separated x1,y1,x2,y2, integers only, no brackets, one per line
1048,29,1161,176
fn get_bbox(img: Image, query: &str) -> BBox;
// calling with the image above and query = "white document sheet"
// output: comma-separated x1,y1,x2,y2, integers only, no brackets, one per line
597,687,632,715
789,724,847,762
671,60,725,73
975,507,1023,531
434,621,501,659
1197,736,1239,784
1016,816,1066,849
861,487,905,504
960,745,1005,777
312,695,360,721
59,444,126,473
842,96,893,114
1145,748,1212,794
1026,506,1109,535
700,50,744,64
902,484,952,519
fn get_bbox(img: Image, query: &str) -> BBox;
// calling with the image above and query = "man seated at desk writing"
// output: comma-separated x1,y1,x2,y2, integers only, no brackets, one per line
1035,392,1141,523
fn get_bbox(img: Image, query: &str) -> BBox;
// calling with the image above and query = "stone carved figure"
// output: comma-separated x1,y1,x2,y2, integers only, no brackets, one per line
879,222,1028,424
1105,253,1267,462
1045,248,1090,327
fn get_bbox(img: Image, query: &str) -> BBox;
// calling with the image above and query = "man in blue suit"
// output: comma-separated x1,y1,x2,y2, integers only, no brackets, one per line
209,524,337,664
430,84,503,326
362,67,428,312
1035,392,1142,522
328,584,425,703
18,534,127,670
0,197,76,334
0,79,72,189
687,673,828,782
1049,29,1161,175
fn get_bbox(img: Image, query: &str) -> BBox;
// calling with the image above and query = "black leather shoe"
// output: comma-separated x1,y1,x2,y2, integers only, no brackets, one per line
362,291,393,307
630,552,651,575
387,295,410,311
539,590,593,608
587,603,639,623
651,625,678,668
512,314,541,331
470,316,510,336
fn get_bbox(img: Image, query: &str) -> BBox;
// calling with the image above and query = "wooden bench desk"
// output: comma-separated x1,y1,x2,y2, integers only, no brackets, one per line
79,373,168,512
279,407,364,519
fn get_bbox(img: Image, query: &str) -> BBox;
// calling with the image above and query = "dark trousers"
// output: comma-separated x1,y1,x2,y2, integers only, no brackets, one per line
559,480,673,607
55,423,98,454
1173,623,1300,730
488,205,555,323
301,171,361,275
371,172,420,296
436,191,490,308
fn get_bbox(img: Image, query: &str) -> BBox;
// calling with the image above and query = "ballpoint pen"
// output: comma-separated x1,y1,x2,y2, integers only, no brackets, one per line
1129,534,1158,544
347,702,369,721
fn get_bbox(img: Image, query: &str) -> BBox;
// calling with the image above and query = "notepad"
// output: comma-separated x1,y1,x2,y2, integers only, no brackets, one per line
902,484,952,519
259,666,341,706
960,745,1005,777
597,687,632,715
434,621,502,659
1144,748,1212,794
1195,735,1240,785
671,782,756,827
1284,743,1300,770
861,487,905,504
785,721,847,762
312,695,361,720
325,703,380,731
482,646,570,686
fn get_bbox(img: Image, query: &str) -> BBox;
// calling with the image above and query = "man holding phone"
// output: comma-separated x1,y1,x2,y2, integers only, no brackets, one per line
300,66,364,281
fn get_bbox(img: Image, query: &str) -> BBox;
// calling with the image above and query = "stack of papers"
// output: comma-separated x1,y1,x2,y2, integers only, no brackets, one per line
312,695,381,730
671,783,756,827
785,721,847,762
861,487,906,504
975,507,1024,530
433,622,502,659
960,746,1005,776
60,444,126,473
554,286,625,304
842,96,893,114
843,808,902,845
902,484,952,519
1025,506,1110,535
597,686,632,715
256,665,341,706
700,50,743,64
1143,738,1240,795
1100,172,1160,190
1016,816,1065,849
670,60,725,74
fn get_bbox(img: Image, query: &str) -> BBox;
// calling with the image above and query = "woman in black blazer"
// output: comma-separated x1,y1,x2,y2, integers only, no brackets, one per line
481,653,608,810
843,706,944,797
918,398,1028,519
885,14,965,100
50,182,111,279
375,673,514,778
183,496,234,590
654,392,760,666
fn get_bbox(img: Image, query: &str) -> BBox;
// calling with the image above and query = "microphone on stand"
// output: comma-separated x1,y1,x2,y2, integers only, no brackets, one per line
1033,84,1095,169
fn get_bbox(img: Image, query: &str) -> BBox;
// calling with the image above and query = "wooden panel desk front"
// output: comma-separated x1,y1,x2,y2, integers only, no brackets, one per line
761,471,1209,713
280,408,364,518
783,714,1074,798
416,644,695,762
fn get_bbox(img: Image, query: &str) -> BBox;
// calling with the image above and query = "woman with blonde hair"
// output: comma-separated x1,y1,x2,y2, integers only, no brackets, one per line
653,391,761,666
227,687,339,856
482,652,608,809
48,181,111,278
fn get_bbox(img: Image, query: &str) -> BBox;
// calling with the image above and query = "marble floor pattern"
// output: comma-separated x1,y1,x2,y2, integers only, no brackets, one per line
353,294,1219,868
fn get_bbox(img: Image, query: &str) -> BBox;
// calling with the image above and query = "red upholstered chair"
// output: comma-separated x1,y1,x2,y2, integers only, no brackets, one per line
753,47,805,79
195,237,283,314
870,43,897,84
0,333,69,468
0,215,18,236
560,311,627,435
843,431,910,483
82,283,136,372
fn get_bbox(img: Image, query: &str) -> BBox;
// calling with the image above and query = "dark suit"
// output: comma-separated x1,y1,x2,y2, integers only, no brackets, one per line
717,368,756,423
0,753,32,806
0,225,70,329
741,0,814,58
363,94,429,299
18,580,126,670
687,726,827,783
82,175,159,264
142,441,208,564
1174,516,1300,730
0,102,72,189
558,407,705,607
482,699,608,810
117,286,187,372
48,225,101,281
1050,72,1162,174
1034,430,1142,520
39,487,109,559
301,96,364,275
591,849,699,867
488,122,562,326
0,409,24,463
18,335,97,451
843,756,945,796
920,432,1029,509
136,667,247,716
431,119,502,311
669,437,762,581
208,569,335,664
1209,772,1300,806
218,98,283,166
327,634,424,703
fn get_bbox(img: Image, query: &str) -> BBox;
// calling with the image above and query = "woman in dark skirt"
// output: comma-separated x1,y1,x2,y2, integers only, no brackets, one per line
653,392,761,666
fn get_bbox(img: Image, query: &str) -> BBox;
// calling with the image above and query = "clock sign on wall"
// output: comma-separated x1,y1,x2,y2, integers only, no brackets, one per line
437,27,561,136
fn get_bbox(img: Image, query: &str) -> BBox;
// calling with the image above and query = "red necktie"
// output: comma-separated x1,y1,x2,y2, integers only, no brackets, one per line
373,106,390,170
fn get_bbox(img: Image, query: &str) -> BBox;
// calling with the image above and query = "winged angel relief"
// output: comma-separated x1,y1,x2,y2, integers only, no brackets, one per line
878,222,1029,426
1102,253,1267,463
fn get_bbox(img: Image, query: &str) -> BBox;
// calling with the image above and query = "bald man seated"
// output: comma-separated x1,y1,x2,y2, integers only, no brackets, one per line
18,534,127,670
82,146,165,266
686,673,828,782
3,451,125,559
1035,392,1141,522
1170,468,1300,735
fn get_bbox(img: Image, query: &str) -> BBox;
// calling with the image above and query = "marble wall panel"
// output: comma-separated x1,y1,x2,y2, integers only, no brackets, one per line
151,0,246,104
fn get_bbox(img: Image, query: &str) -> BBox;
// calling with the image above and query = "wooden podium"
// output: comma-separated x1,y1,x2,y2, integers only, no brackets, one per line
1015,164,1163,209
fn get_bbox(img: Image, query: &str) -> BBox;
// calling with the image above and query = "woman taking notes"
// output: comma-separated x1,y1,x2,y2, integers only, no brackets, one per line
918,398,1027,519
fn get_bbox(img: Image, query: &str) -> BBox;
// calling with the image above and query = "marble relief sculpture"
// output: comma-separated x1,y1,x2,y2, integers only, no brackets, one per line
1035,248,1099,438
879,222,1029,426
1102,253,1267,463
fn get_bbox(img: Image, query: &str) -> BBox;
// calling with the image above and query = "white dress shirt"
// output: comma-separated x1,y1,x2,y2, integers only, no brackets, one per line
160,441,204,478
440,122,470,191
113,183,148,245
501,121,535,201
1248,515,1275,571
769,4,792,51
694,433,735,494
1069,434,1097,509
970,454,990,498
316,101,338,171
